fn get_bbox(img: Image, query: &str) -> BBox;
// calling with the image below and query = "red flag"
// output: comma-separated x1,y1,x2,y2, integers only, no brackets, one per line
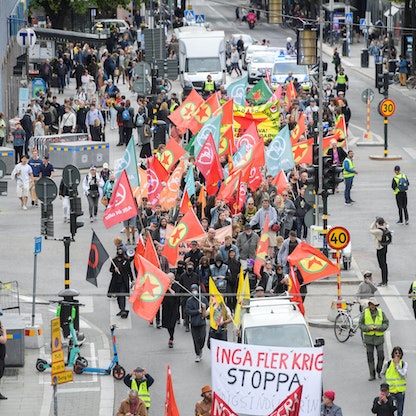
284,81,296,107
272,169,289,194
217,170,240,203
134,234,146,272
86,231,109,286
290,113,307,145
231,139,265,179
235,121,260,151
129,255,171,321
234,180,247,214
253,215,270,277
212,392,238,416
180,189,192,215
219,125,235,157
188,93,220,134
247,164,263,192
159,160,185,211
219,98,234,125
287,241,339,283
268,385,303,416
334,114,347,139
289,266,305,315
158,137,186,172
195,133,223,192
145,234,161,268
168,89,204,129
165,365,180,416
292,138,313,165
147,156,169,207
322,131,342,154
162,209,205,266
103,170,138,229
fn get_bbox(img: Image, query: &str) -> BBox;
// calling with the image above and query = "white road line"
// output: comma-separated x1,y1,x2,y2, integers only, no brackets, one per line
378,285,414,320
403,147,416,159
58,387,101,393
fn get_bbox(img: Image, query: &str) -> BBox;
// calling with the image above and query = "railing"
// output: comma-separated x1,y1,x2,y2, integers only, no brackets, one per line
30,133,89,157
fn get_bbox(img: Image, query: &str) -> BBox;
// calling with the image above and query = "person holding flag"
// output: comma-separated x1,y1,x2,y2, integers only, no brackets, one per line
108,246,134,318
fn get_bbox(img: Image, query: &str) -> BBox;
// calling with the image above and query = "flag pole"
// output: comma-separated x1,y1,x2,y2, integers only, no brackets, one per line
173,280,202,305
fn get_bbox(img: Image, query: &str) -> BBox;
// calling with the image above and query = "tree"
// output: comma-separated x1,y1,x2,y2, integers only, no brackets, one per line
29,0,134,30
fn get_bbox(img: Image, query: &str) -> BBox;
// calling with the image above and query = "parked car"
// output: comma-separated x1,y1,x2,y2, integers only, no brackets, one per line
91,19,129,35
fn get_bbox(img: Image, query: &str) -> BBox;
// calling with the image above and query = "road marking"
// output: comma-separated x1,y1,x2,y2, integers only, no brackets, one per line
58,387,101,393
378,285,414,320
403,147,416,159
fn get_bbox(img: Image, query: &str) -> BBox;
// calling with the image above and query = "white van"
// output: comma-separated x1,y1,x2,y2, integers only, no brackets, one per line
239,297,324,348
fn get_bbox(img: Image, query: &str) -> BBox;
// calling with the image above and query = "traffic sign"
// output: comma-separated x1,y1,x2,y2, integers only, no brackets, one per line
52,370,73,385
17,28,37,48
51,361,65,375
361,88,374,104
52,350,64,363
184,10,195,20
378,98,396,117
345,13,353,25
36,177,58,204
51,318,62,353
34,236,42,254
326,226,350,250
195,14,205,24
62,164,81,188
359,18,367,31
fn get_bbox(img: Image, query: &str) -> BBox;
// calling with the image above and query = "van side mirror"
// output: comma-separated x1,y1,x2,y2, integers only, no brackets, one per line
314,337,325,347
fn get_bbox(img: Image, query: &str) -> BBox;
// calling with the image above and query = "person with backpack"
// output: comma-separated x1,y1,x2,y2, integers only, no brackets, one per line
369,217,391,287
391,165,409,225
120,99,135,145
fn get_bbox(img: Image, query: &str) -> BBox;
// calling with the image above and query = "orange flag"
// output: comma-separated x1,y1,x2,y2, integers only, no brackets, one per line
165,365,180,416
188,93,220,134
197,184,206,216
144,234,161,268
272,169,289,194
168,89,204,129
287,241,339,283
322,131,343,154
289,266,305,315
180,189,192,215
159,160,185,211
253,215,270,277
334,114,347,139
290,113,306,145
129,255,171,321
158,137,186,172
285,81,297,106
217,170,241,203
162,209,205,266
292,137,313,165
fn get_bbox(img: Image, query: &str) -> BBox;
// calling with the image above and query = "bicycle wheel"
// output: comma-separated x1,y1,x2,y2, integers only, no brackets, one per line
334,313,352,342
406,77,415,90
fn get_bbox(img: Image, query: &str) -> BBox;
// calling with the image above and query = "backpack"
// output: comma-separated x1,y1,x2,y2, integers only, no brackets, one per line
380,228,392,246
397,175,409,192
135,113,144,127
122,108,131,121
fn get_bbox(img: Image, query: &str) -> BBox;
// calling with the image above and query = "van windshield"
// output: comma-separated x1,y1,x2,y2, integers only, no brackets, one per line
186,58,221,72
244,324,312,347
272,62,308,75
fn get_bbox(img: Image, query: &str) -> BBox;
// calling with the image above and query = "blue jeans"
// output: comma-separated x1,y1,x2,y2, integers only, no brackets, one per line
391,391,405,416
344,176,354,203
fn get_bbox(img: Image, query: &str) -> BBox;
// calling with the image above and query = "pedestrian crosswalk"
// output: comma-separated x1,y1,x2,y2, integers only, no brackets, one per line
377,285,414,321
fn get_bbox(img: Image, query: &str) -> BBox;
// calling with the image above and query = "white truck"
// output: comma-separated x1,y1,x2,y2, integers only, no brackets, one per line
177,28,226,97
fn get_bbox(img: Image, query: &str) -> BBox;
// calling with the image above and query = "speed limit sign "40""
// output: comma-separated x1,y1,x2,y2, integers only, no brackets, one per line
326,226,350,250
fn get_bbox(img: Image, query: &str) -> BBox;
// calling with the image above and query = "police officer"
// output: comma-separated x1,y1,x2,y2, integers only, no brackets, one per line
342,150,358,205
359,297,389,381
123,367,154,411
202,74,216,98
335,67,349,96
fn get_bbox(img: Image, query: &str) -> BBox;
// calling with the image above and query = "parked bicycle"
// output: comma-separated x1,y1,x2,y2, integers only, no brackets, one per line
334,301,363,343
406,75,416,90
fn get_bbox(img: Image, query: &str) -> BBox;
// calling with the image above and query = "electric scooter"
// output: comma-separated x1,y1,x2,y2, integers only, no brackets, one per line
36,316,88,372
74,324,125,380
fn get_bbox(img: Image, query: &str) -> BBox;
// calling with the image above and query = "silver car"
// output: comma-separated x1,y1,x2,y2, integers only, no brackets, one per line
247,49,280,84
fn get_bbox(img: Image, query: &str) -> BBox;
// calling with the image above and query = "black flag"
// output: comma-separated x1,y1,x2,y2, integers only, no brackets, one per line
86,231,109,286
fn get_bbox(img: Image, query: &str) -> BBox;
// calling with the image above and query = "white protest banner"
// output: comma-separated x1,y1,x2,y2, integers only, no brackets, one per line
211,339,323,416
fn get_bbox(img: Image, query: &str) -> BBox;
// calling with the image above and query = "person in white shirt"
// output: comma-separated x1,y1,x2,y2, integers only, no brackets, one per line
11,154,34,210
59,106,76,134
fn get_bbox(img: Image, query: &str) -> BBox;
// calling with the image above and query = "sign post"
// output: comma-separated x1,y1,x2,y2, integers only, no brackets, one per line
378,98,396,157
16,28,37,79
326,226,350,317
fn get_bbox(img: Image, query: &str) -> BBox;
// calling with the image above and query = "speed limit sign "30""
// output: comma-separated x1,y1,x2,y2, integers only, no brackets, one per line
326,226,350,250
378,98,396,117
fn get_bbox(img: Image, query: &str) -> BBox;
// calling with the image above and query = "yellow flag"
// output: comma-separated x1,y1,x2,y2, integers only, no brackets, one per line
234,272,250,328
208,278,226,330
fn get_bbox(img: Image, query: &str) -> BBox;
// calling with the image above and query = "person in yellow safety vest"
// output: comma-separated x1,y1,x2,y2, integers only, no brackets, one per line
123,367,154,410
335,67,349,96
342,150,358,205
203,75,216,98
391,165,409,225
380,346,407,416
408,280,416,318
359,297,389,381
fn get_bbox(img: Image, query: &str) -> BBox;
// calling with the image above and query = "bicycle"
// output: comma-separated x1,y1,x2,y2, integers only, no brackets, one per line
333,301,363,343
406,75,416,90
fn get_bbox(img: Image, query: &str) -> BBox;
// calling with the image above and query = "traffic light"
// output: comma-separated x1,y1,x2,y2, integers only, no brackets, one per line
305,144,319,193
329,165,344,193
70,197,84,237
41,203,54,237
375,62,383,90
322,156,344,194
